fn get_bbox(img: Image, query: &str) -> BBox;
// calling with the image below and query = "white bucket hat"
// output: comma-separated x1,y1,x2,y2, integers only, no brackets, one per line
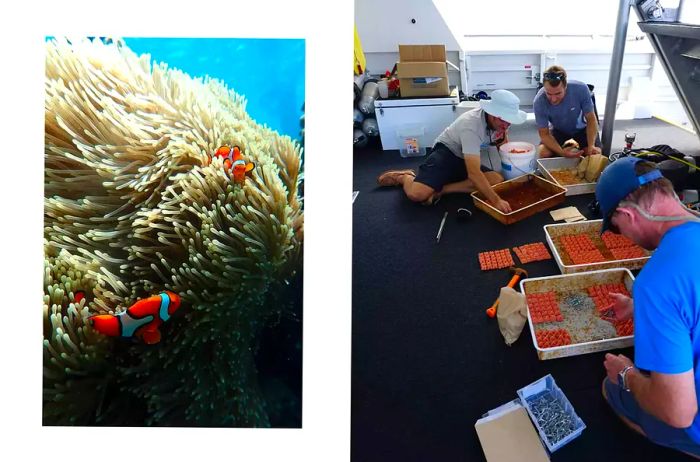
479,89,527,125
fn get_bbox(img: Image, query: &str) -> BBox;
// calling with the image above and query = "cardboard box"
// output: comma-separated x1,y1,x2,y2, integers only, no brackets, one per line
397,44,449,98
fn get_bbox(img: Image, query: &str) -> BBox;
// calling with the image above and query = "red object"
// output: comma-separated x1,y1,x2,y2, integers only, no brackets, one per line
560,234,597,252
74,291,85,304
478,249,515,271
560,234,606,264
610,246,647,260
535,328,572,348
587,283,630,313
89,291,182,345
526,291,563,324
601,231,636,249
513,242,552,264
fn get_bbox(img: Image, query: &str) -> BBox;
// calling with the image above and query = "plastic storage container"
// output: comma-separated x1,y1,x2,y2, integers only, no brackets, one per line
396,125,427,158
517,374,586,452
499,141,537,180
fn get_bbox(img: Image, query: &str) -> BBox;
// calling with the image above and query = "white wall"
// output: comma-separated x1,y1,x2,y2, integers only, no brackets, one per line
434,0,646,38
355,0,459,52
355,0,461,85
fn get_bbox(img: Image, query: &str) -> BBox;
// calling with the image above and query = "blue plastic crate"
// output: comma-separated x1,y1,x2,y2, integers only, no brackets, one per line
517,374,586,452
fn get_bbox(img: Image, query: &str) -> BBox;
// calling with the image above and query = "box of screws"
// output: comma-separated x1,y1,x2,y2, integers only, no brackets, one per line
517,374,586,452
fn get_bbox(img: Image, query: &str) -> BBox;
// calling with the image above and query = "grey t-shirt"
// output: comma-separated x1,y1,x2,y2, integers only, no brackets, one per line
533,80,594,135
434,108,490,159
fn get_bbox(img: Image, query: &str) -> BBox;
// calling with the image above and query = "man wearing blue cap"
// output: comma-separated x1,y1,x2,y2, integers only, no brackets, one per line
377,89,527,213
596,156,700,458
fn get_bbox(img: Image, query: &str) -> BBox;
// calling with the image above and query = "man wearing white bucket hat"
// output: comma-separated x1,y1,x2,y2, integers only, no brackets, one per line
377,89,527,212
534,65,602,158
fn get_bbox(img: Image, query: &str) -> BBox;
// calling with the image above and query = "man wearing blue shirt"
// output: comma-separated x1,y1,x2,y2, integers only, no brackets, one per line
534,65,602,158
596,157,700,458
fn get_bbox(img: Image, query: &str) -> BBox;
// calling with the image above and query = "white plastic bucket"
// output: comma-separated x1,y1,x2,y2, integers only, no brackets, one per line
499,141,537,180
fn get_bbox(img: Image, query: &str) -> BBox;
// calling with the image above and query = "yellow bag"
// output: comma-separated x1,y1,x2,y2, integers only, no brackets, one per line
354,26,366,75
584,154,609,182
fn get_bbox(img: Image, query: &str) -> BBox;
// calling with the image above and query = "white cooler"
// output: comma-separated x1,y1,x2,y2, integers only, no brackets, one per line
374,95,459,151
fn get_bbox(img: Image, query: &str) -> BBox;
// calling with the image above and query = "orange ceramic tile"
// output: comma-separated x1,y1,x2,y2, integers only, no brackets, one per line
535,328,572,348
601,231,636,250
569,248,606,265
513,242,552,264
478,248,515,271
560,234,597,252
586,283,630,312
610,246,646,260
526,291,563,324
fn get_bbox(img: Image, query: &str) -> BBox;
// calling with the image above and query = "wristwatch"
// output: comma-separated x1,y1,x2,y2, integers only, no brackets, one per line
618,365,634,392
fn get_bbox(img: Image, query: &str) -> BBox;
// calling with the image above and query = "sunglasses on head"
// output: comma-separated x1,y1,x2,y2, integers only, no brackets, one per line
543,72,565,82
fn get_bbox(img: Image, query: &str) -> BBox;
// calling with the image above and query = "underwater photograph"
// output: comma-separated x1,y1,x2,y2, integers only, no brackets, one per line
43,36,305,427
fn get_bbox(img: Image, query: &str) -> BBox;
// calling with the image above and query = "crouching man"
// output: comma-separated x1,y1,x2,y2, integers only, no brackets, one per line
596,157,700,458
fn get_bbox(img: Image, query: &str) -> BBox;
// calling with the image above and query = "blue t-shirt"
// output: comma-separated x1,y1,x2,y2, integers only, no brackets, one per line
633,222,700,442
533,80,594,135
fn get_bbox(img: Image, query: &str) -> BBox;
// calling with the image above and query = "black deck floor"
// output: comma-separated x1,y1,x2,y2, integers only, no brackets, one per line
351,118,700,462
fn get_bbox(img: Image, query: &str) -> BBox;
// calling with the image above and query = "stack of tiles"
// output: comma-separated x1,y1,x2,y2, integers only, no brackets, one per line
601,231,646,260
586,283,630,314
478,249,515,271
526,291,563,323
513,242,552,264
560,233,605,265
535,328,572,348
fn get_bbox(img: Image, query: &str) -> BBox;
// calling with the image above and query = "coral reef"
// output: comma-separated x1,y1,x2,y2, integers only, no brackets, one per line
44,37,303,426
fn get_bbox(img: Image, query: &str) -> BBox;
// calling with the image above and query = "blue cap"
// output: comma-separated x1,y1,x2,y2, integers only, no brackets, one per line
595,157,664,233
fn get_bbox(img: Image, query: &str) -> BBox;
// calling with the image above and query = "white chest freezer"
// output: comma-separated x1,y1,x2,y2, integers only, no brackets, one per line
374,95,459,151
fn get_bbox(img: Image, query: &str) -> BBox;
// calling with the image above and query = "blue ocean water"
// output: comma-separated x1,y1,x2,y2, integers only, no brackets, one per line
122,37,305,141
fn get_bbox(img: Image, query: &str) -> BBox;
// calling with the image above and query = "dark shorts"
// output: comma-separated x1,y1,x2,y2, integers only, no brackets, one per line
414,143,492,192
604,378,700,456
546,127,602,149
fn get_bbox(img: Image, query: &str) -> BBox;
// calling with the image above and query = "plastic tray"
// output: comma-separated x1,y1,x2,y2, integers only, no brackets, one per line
517,374,586,452
471,173,566,225
544,219,652,274
537,157,596,196
520,268,635,360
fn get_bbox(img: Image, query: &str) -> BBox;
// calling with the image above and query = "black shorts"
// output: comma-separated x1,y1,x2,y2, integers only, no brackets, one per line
549,127,602,149
414,143,492,192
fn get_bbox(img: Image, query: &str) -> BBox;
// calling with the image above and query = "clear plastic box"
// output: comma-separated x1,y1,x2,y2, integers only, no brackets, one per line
396,125,427,158
517,374,586,452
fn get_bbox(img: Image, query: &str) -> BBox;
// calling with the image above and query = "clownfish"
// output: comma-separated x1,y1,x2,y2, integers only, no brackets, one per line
212,145,255,183
74,291,86,304
88,291,182,345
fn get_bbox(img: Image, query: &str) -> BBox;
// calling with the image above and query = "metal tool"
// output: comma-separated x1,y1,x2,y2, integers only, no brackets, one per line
436,212,448,243
456,207,472,221
486,266,529,318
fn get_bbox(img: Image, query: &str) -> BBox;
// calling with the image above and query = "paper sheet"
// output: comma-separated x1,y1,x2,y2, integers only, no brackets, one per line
550,206,584,222
475,405,549,462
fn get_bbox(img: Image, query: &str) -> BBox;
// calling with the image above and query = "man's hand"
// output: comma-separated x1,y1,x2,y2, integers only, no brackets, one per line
562,147,583,158
601,293,634,322
584,145,602,156
604,353,634,385
490,198,512,214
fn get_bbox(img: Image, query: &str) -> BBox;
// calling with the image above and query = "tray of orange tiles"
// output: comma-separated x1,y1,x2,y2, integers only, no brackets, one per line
544,219,651,274
478,248,515,271
520,268,635,360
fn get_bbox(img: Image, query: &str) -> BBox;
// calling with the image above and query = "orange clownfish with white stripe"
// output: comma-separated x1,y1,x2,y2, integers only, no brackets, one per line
88,291,182,345
212,145,255,183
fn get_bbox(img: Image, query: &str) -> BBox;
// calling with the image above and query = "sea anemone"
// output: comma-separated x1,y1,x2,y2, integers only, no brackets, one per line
44,37,303,426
